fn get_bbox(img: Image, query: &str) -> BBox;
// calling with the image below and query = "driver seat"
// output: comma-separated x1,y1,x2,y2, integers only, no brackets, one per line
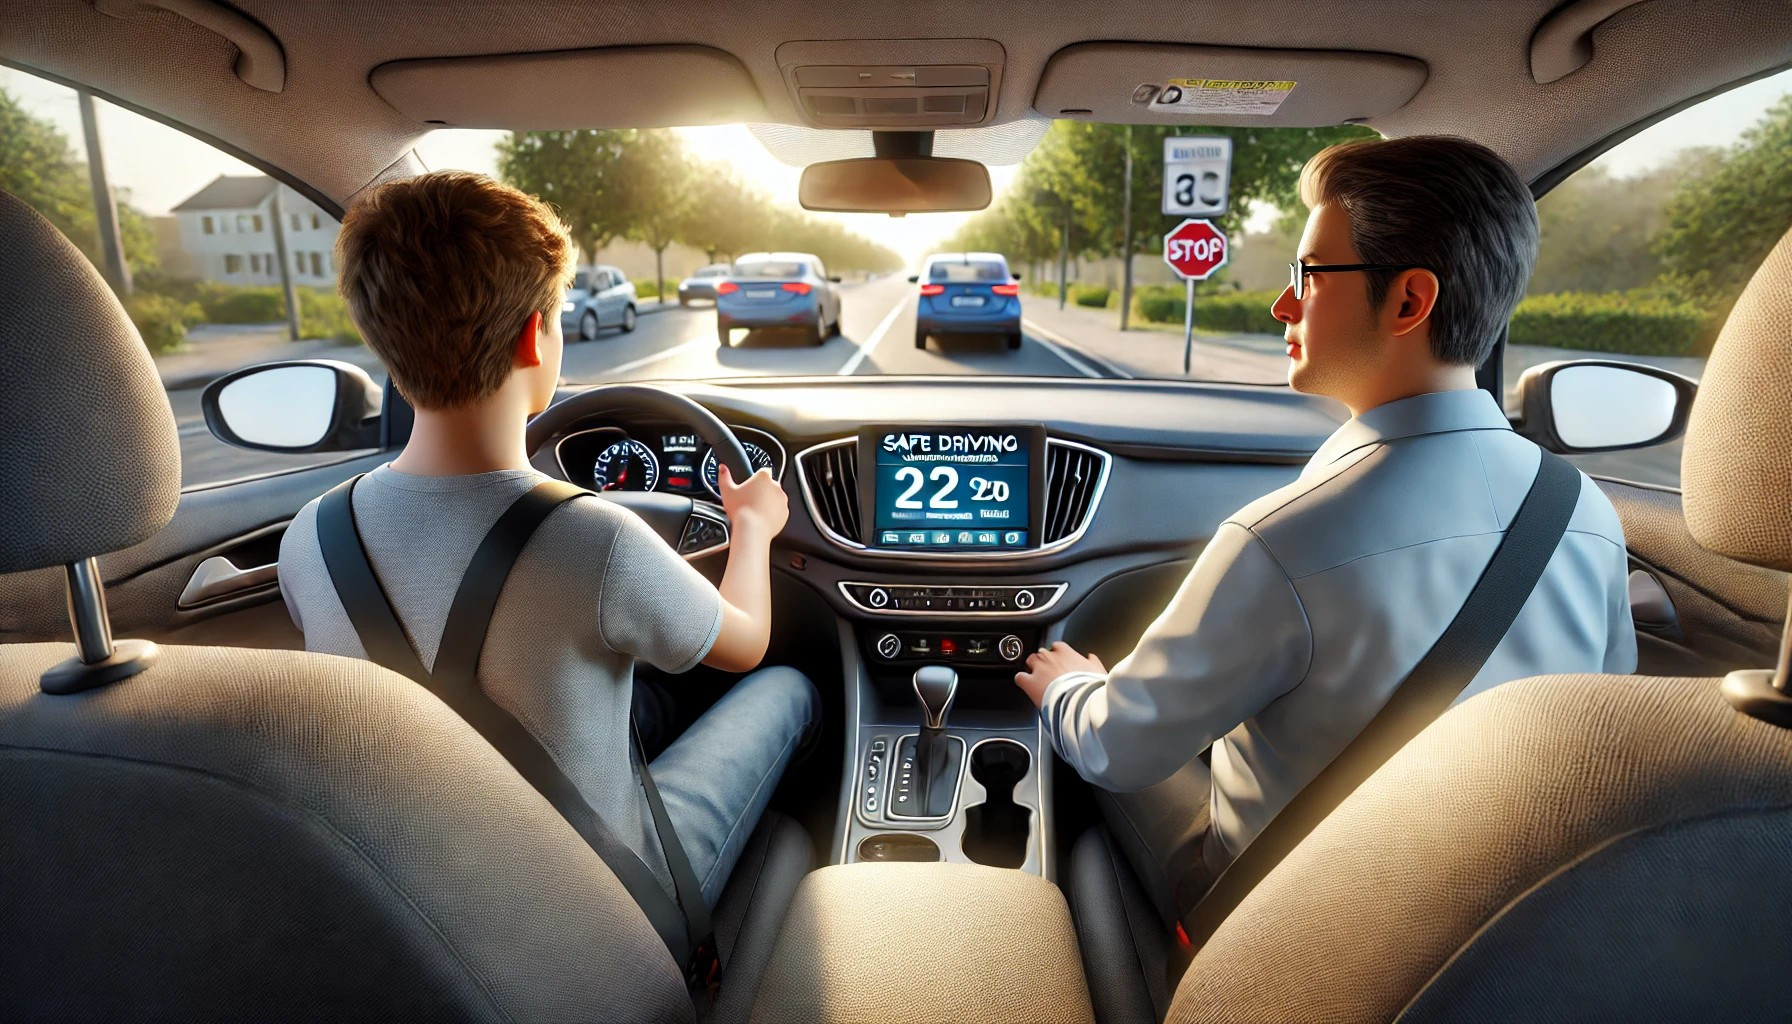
0,189,808,1021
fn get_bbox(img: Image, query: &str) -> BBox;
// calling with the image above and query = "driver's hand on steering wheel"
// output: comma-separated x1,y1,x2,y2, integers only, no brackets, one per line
717,464,789,538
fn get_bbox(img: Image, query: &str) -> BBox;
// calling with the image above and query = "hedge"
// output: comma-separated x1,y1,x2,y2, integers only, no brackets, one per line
1507,291,1714,357
296,287,362,344
633,278,661,299
1071,284,1111,308
1134,287,1285,334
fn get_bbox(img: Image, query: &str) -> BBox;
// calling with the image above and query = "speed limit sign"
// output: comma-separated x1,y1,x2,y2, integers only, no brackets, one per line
1163,136,1233,218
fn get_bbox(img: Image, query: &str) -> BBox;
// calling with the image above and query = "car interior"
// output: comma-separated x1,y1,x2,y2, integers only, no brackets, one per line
5,2,1792,1021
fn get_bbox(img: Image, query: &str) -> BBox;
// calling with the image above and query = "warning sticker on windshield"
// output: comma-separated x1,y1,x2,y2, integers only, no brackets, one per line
1148,79,1295,116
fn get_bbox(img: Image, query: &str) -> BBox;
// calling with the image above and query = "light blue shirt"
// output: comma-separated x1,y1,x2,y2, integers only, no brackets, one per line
1041,389,1636,859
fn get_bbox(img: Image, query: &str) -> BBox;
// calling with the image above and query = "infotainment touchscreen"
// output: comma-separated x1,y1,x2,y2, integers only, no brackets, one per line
859,425,1045,552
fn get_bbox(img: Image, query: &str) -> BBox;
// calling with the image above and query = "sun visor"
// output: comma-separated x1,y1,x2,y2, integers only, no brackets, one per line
1034,44,1427,126
370,45,766,129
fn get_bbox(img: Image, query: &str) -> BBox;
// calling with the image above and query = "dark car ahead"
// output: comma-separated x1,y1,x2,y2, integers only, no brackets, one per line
912,252,1022,350
677,263,730,305
715,252,842,347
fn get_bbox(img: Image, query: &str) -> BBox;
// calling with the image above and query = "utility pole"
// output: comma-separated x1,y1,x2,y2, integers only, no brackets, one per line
1057,210,1070,311
1120,125,1134,331
76,89,131,297
269,188,302,341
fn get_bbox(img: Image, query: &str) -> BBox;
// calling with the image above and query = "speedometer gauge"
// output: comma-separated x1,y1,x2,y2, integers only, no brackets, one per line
702,442,775,496
593,439,660,492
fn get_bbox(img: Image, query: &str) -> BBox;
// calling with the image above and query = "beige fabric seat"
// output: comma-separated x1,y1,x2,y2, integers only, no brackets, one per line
1149,227,1792,1020
0,189,810,1022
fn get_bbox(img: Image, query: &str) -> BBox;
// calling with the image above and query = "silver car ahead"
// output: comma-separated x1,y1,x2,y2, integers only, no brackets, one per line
560,264,638,341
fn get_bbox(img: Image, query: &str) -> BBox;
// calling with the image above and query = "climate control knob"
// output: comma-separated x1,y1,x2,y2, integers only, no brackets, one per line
999,634,1025,662
876,633,903,660
1014,588,1037,610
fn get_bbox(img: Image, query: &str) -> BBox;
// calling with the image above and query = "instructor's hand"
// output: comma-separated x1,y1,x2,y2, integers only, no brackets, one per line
1014,641,1105,708
718,464,789,537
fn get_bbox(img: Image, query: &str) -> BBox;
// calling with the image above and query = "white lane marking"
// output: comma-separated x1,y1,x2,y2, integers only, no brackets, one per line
1022,319,1136,379
598,335,710,379
836,294,911,376
1019,321,1107,379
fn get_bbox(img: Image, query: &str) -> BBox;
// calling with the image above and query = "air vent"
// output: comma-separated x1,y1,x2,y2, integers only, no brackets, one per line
1043,441,1106,544
802,440,861,541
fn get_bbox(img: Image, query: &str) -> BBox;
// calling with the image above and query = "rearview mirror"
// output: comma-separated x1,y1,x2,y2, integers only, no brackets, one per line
202,359,383,453
1515,359,1697,453
798,157,992,214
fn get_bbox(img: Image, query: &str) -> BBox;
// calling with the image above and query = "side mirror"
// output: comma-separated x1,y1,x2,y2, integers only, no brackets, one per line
907,275,919,284
202,359,383,453
828,275,843,283
1514,359,1697,453
1012,272,1023,281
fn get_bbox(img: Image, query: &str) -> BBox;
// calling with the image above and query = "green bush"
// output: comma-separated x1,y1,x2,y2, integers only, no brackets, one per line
126,293,203,354
296,287,362,344
1509,291,1716,357
633,278,661,299
1071,284,1111,308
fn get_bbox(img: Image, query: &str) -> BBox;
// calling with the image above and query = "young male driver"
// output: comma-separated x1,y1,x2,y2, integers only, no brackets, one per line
1016,137,1635,921
278,171,817,912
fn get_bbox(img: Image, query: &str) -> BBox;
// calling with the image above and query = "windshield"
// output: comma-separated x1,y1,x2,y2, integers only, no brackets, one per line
572,269,591,291
930,259,1009,283
732,260,807,278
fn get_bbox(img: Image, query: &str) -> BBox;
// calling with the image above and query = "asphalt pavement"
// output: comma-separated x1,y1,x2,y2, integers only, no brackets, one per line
172,276,1691,490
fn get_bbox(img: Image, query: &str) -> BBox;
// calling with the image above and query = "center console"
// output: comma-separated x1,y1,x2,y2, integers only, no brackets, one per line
812,424,1102,878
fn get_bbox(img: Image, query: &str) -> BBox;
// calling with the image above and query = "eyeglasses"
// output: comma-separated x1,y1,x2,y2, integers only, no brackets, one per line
1287,261,1420,300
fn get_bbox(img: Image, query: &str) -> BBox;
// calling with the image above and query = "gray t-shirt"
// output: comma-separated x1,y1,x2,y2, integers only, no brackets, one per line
278,464,724,895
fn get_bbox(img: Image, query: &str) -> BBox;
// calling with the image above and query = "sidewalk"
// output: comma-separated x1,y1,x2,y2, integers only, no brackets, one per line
155,301,679,391
1022,300,1287,383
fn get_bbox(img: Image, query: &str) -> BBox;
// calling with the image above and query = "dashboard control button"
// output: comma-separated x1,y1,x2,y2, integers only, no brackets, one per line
868,587,890,609
999,634,1025,662
1014,588,1037,610
876,633,902,659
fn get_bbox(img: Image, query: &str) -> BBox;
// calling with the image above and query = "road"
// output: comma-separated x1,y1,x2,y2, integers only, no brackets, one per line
175,277,1130,486
173,275,1687,490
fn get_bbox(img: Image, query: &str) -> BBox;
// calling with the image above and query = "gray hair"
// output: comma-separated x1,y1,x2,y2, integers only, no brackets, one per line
1299,136,1539,366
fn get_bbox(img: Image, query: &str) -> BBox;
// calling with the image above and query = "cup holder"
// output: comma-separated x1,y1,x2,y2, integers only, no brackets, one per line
858,833,941,863
962,739,1032,868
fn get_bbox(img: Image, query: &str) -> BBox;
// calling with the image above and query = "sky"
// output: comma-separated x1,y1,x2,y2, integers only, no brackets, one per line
5,62,1790,263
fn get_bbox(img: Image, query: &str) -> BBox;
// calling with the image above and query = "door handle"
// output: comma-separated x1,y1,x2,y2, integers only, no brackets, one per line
179,555,279,609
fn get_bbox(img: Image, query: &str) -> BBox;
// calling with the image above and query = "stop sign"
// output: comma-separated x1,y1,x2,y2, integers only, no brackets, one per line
1163,218,1228,280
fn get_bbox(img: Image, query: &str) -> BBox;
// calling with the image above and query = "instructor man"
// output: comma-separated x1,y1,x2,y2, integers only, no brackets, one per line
1016,136,1636,921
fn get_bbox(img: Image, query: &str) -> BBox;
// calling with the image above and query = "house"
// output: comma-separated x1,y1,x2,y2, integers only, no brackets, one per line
171,175,339,286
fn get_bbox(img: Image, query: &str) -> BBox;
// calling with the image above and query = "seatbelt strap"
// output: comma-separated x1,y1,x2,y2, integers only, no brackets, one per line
316,477,714,975
1180,451,1583,950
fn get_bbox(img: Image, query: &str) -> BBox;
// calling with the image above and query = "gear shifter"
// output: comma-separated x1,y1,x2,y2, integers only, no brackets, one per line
912,665,959,815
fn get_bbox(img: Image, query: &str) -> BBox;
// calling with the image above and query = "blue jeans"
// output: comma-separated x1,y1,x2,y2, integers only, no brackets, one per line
648,665,819,909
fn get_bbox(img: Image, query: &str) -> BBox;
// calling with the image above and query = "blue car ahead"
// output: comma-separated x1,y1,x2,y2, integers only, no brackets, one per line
716,252,843,347
912,252,1022,350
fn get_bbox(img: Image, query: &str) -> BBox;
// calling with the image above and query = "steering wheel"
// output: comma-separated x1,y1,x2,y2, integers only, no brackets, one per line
525,384,753,555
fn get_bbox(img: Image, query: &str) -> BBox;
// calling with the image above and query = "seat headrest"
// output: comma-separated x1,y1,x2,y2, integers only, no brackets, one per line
0,191,179,575
1682,226,1792,572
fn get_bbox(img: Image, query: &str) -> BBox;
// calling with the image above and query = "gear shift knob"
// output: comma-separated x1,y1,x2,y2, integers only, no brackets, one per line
913,665,959,730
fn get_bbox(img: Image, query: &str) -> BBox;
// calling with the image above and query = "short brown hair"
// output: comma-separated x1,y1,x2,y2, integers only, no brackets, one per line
1300,136,1538,366
336,171,573,409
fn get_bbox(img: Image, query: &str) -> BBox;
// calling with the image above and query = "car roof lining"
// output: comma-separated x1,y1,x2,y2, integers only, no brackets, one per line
4,0,1792,211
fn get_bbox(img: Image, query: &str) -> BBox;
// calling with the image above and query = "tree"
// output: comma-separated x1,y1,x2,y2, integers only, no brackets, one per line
496,129,636,261
617,129,694,301
1530,148,1719,296
0,86,158,276
1655,94,1792,309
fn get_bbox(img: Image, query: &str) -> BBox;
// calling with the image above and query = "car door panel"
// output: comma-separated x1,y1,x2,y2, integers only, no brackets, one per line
0,452,387,646
1597,477,1787,675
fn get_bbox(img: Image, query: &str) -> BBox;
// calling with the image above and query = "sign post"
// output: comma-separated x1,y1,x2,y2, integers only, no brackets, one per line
1163,218,1229,375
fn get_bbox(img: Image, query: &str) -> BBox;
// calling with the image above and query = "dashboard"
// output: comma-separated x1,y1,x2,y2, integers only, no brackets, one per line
554,421,787,498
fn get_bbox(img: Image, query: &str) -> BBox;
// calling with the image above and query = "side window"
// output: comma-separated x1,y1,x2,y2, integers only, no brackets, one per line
1526,69,1792,488
0,65,378,488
